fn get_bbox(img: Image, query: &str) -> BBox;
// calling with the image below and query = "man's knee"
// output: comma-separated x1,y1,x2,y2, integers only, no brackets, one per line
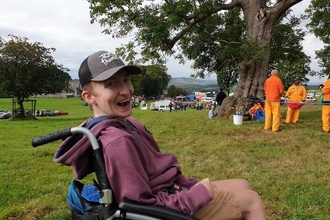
238,179,251,189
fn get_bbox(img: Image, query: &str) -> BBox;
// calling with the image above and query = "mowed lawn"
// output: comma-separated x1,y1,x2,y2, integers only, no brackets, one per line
0,97,329,220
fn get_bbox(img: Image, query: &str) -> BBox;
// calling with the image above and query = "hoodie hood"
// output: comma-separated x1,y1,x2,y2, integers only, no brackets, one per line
54,117,124,179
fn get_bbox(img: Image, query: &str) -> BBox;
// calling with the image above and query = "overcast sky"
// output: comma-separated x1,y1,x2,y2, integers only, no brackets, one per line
0,0,327,84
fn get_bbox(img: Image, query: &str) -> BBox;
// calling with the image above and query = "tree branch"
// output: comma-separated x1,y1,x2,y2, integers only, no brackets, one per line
169,0,241,48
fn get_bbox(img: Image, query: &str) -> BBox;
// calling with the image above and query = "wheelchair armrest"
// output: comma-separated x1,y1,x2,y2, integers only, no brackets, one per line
119,199,199,220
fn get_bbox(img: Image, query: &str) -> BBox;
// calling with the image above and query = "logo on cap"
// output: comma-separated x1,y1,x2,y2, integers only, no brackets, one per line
99,52,120,66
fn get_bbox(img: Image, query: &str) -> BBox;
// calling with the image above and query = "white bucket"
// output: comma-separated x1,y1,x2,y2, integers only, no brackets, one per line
233,114,243,125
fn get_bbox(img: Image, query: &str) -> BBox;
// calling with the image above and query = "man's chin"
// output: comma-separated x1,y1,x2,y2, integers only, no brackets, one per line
117,109,132,118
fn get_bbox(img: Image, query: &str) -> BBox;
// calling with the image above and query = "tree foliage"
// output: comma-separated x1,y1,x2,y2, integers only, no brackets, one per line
135,64,171,98
181,7,242,93
270,13,311,89
167,85,177,98
0,35,71,118
305,0,330,77
166,85,188,98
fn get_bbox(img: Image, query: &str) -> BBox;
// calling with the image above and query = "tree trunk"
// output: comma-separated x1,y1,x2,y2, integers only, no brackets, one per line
220,58,269,118
16,98,26,118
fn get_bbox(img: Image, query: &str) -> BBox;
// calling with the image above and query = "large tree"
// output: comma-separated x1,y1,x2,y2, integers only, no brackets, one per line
87,0,306,117
0,35,71,118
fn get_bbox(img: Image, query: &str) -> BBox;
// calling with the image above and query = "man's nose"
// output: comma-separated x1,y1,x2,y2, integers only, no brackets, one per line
119,83,131,95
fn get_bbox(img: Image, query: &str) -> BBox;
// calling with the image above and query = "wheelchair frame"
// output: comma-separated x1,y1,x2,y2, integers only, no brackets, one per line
31,127,199,220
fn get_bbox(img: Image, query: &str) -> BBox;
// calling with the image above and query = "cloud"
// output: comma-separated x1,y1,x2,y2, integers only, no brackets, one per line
0,0,130,78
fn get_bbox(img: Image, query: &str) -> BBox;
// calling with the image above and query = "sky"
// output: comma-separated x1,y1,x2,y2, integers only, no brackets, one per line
0,0,328,84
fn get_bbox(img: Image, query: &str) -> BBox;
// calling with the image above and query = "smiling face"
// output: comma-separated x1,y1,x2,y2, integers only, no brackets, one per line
82,69,134,119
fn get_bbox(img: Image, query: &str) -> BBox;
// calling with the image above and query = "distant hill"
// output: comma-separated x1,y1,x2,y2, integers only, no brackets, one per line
169,77,217,86
169,77,218,92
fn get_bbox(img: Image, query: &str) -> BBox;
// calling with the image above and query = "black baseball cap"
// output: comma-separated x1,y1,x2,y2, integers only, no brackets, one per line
78,50,141,87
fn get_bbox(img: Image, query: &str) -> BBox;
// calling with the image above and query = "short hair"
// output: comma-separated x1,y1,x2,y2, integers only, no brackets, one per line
271,69,278,75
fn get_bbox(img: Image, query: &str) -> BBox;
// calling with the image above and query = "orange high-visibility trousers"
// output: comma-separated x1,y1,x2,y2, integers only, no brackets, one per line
322,105,330,132
285,107,301,124
264,101,281,132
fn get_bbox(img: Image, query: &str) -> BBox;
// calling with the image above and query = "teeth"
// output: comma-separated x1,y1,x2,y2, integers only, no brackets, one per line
119,99,130,103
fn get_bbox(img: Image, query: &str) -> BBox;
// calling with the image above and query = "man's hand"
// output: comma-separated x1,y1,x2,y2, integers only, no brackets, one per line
198,178,214,198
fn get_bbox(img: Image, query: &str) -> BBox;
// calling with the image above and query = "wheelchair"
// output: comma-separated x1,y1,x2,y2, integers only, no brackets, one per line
31,126,199,220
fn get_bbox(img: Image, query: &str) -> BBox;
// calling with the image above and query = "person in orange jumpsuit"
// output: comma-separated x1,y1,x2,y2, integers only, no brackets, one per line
249,102,264,120
263,69,284,132
321,76,330,132
284,78,307,124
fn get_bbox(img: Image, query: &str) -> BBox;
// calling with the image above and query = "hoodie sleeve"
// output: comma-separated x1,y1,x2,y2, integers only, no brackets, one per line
101,131,211,216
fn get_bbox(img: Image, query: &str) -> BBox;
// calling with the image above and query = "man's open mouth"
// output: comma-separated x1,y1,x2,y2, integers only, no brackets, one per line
118,99,131,107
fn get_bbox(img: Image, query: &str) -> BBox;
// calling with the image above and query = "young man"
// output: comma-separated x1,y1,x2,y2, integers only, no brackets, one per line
263,69,284,132
55,50,265,219
284,78,307,124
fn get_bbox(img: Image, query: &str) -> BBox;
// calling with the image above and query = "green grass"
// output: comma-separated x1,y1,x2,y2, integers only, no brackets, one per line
0,98,329,220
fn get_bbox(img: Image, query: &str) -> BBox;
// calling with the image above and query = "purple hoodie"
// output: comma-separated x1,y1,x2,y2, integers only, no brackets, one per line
54,116,211,215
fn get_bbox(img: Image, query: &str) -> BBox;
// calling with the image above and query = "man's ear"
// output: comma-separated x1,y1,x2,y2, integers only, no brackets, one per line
81,91,93,104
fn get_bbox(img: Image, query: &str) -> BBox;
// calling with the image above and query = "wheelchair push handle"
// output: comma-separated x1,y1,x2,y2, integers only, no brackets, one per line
31,127,100,150
31,128,73,147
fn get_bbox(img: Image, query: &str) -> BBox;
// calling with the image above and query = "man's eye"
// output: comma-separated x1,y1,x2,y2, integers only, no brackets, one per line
107,82,115,87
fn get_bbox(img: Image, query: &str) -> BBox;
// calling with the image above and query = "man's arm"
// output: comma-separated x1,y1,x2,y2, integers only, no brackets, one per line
103,135,211,216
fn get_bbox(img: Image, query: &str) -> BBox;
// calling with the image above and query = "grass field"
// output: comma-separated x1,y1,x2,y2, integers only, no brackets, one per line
0,97,329,220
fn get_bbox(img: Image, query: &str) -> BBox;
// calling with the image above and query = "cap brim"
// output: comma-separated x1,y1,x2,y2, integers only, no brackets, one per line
92,65,141,82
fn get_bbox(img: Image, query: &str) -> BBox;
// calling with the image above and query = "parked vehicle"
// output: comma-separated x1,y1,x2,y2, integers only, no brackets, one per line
280,96,288,105
158,104,171,111
38,109,56,116
200,97,214,103
0,111,12,119
305,95,316,104
150,100,171,111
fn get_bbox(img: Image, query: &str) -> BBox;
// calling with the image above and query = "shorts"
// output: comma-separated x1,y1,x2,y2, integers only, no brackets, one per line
195,188,241,220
